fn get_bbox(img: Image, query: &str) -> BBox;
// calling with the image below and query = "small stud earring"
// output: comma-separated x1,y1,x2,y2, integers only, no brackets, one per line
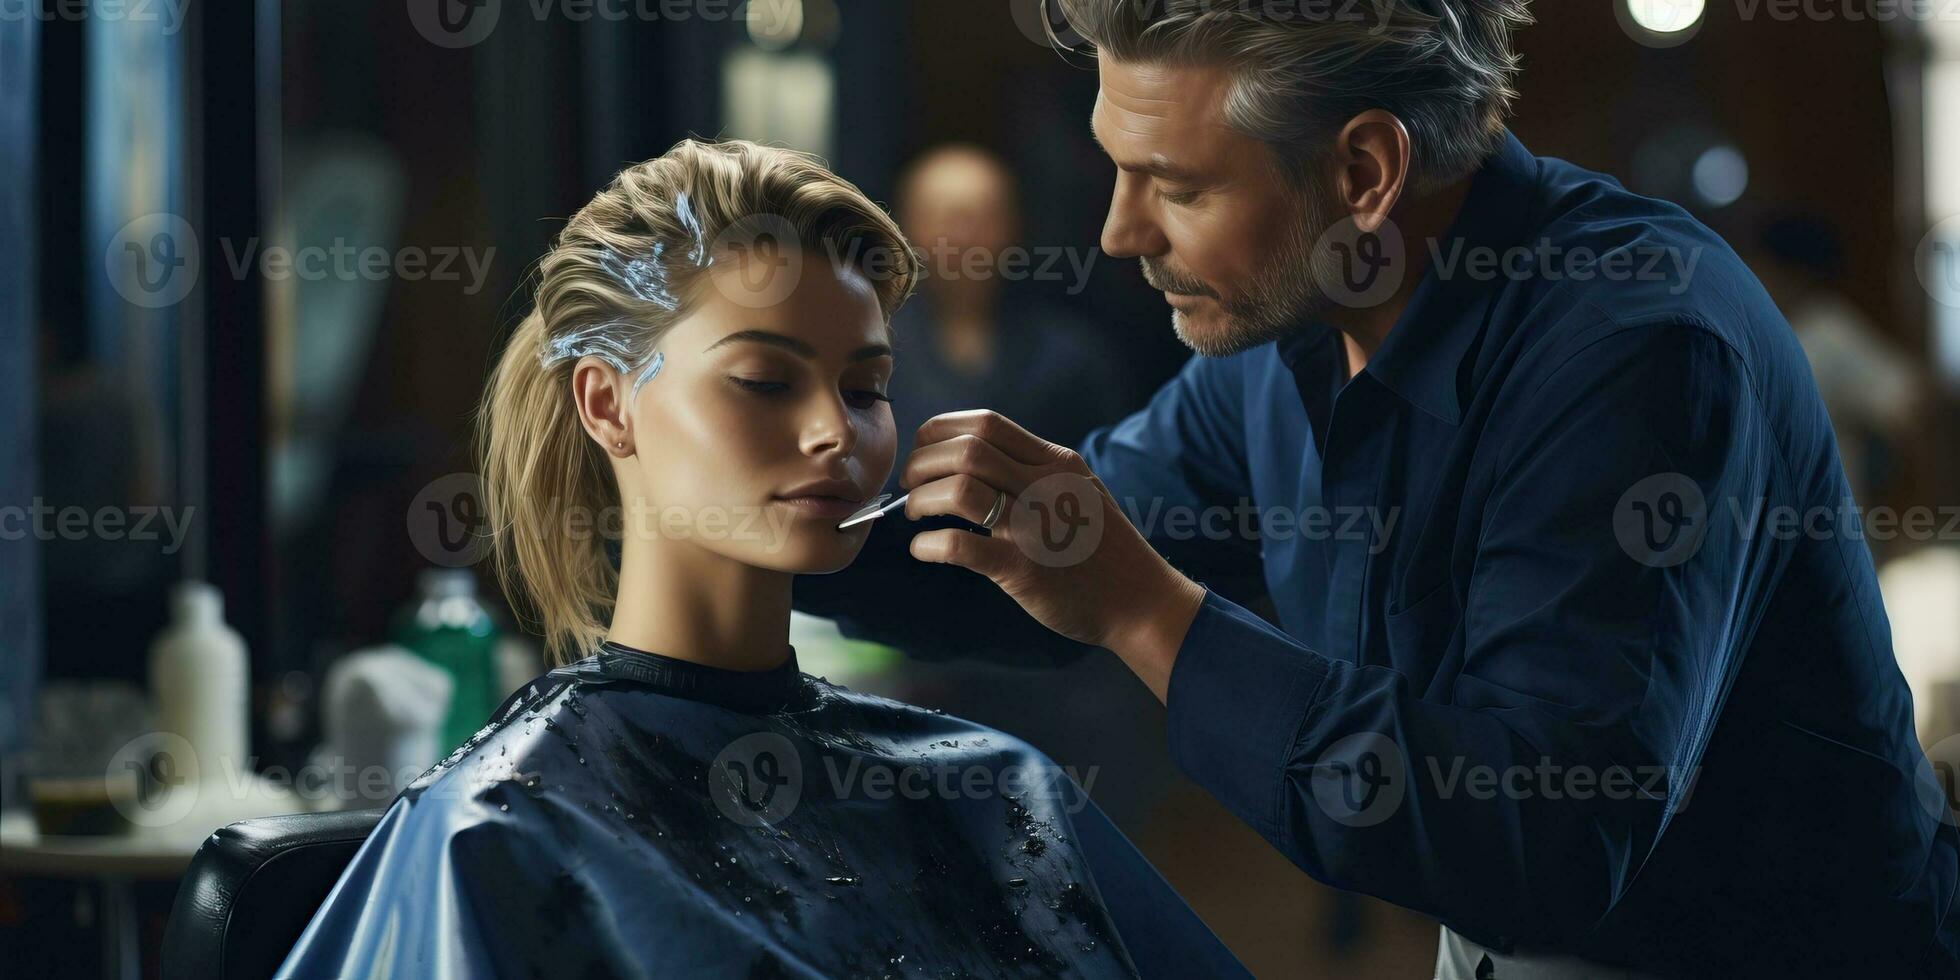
615,441,626,450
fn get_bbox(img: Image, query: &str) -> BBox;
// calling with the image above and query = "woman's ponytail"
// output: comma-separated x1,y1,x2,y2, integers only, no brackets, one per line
477,309,616,665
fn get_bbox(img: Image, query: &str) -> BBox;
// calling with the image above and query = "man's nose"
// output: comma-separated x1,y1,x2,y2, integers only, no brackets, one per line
1100,179,1168,259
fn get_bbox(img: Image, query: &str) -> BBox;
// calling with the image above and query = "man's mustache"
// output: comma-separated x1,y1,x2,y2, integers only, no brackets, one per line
1140,257,1217,299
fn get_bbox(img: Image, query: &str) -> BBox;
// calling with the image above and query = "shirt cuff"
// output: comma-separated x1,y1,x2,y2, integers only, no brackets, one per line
1165,590,1331,837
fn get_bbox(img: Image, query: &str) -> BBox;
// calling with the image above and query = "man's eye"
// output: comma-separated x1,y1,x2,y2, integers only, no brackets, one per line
728,377,790,396
844,389,893,410
1160,188,1199,206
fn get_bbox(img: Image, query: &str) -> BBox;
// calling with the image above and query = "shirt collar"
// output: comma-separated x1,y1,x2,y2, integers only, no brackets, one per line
1281,130,1540,425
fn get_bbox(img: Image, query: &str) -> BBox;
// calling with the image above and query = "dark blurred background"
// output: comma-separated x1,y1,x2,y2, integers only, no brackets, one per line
4,1,1960,976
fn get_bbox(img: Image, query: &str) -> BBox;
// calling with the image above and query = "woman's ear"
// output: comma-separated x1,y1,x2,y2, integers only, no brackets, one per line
572,356,636,458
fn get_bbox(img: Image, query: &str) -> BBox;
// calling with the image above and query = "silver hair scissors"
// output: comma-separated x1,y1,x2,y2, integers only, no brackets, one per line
836,493,909,530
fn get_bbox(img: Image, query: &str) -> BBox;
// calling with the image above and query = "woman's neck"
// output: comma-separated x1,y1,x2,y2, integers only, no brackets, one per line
605,534,794,673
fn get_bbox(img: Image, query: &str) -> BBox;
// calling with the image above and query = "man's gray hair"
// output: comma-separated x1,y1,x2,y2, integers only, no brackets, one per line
1052,0,1533,192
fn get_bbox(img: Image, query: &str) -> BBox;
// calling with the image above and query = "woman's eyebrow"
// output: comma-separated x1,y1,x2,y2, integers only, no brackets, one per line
850,343,894,363
704,329,891,363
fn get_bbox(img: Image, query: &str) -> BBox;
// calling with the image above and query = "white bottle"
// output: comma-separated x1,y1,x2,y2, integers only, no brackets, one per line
149,581,251,787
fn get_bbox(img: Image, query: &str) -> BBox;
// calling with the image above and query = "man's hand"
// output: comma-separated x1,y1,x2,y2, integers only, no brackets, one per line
899,410,1207,700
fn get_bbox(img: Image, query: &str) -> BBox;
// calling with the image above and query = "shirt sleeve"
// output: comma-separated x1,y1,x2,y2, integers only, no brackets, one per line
1164,320,1778,948
1080,350,1267,602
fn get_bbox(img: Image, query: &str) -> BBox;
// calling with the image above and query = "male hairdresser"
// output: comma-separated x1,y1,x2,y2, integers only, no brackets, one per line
802,2,1958,976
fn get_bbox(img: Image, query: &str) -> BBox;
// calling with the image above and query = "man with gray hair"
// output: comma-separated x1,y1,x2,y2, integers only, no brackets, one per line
805,2,1959,976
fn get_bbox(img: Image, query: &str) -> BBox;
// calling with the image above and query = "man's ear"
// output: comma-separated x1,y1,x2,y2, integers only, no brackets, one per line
572,356,636,458
1332,110,1412,233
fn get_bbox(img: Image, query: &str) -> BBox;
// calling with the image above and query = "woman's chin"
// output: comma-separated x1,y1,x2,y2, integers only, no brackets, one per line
736,525,870,575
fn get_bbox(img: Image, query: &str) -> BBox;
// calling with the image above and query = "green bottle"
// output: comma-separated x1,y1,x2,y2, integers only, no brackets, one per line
393,569,501,753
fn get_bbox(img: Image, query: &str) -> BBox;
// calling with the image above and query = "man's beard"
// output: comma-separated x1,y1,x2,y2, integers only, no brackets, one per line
1141,184,1338,358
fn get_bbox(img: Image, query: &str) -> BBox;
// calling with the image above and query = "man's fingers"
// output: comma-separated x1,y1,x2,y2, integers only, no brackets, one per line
909,527,1019,578
914,410,1061,467
905,474,1009,527
899,433,1032,494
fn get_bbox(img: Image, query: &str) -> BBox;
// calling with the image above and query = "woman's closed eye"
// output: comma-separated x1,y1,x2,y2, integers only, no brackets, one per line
727,375,892,409
843,388,892,410
727,376,790,396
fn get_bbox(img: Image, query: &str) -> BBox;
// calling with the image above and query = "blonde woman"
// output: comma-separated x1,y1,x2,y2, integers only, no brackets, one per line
277,140,1242,979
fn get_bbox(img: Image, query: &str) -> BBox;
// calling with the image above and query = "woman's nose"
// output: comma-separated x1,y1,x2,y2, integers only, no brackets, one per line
799,393,858,459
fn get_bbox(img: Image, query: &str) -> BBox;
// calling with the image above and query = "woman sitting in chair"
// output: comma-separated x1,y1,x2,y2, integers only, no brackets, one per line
277,139,1242,979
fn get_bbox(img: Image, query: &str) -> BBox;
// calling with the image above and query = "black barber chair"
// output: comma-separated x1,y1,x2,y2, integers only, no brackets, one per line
161,808,386,980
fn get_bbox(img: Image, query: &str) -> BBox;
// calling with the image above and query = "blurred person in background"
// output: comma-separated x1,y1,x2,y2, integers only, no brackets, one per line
871,144,1177,827
1751,213,1924,510
885,143,1131,474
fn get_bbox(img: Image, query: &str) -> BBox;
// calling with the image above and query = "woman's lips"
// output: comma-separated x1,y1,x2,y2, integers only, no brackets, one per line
772,495,864,520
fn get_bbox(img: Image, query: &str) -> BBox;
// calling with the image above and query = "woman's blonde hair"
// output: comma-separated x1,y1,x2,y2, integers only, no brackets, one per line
477,139,919,665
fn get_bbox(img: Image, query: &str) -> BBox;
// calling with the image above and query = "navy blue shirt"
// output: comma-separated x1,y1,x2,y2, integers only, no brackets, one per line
1080,132,1957,976
795,132,1960,975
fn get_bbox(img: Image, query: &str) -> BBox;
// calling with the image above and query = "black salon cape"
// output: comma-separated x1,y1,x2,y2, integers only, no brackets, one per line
277,644,1246,979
